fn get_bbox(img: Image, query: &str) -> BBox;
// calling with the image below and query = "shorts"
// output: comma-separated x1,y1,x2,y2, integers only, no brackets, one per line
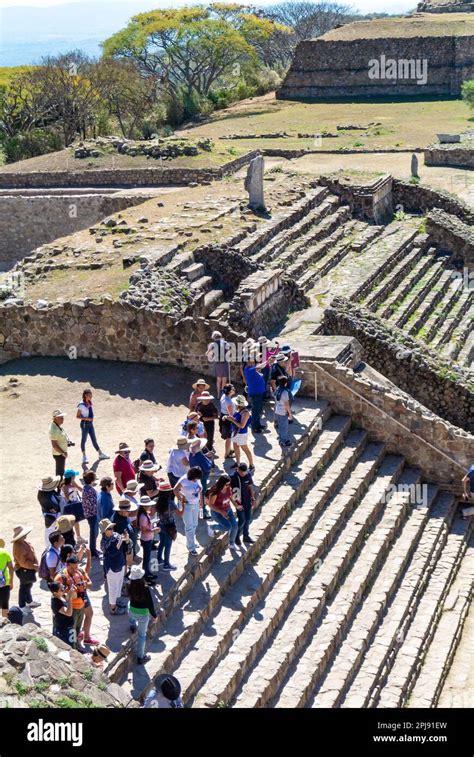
63,501,85,523
83,592,91,610
0,586,11,610
214,362,230,379
219,417,233,440
233,433,249,447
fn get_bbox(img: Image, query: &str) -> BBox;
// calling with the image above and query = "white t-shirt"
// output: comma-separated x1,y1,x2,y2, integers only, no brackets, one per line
275,389,290,416
220,395,236,415
45,546,61,570
178,475,202,506
167,448,189,478
143,689,183,708
77,402,91,418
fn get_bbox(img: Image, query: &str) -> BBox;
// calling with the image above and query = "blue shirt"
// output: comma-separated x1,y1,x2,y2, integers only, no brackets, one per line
101,533,125,573
189,451,213,474
97,490,114,521
244,366,266,396
467,465,474,493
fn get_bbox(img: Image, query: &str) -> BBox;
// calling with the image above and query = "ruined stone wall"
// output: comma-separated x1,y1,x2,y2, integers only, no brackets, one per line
277,35,474,99
426,208,474,265
393,180,474,224
297,358,473,491
424,144,474,168
322,298,474,432
0,193,152,271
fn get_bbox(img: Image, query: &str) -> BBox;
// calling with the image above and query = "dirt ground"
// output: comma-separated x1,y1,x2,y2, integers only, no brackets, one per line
0,356,227,559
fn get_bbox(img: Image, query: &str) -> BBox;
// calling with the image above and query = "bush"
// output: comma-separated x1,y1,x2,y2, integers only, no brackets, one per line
461,79,474,111
3,128,62,163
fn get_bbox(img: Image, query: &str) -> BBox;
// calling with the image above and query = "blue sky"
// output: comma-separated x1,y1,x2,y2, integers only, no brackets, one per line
0,0,417,12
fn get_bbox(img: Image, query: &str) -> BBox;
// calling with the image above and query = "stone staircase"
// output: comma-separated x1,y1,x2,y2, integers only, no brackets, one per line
115,400,470,709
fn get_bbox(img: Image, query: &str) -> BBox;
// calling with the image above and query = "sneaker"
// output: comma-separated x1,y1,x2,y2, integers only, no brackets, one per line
229,542,238,551
235,536,242,546
82,456,89,464
162,564,177,571
25,601,41,609
98,451,110,460
283,440,293,447
243,536,254,544
78,631,85,641
206,523,215,538
189,549,199,556
83,637,100,646
249,465,255,472
137,654,151,665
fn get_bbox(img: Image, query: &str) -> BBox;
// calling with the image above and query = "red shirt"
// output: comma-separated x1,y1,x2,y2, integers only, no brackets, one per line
113,454,136,493
212,489,232,515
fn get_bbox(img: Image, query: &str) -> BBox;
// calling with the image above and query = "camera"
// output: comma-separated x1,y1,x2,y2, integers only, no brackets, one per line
67,440,75,447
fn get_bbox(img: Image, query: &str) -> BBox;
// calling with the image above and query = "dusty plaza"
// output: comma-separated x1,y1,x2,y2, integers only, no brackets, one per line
0,0,473,747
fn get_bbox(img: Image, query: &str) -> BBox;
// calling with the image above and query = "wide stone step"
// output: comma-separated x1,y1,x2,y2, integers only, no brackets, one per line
441,304,474,363
376,517,471,708
271,466,422,709
266,198,342,267
190,275,213,293
182,262,205,281
202,289,224,314
406,269,454,337
296,222,359,292
422,280,465,344
312,486,447,708
364,245,424,312
187,436,385,707
407,533,473,708
377,249,437,320
118,406,345,700
282,209,352,279
390,258,448,329
341,491,456,708
431,289,473,350
456,327,474,370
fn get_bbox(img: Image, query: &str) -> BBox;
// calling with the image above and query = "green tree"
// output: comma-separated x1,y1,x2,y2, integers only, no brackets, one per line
461,80,474,111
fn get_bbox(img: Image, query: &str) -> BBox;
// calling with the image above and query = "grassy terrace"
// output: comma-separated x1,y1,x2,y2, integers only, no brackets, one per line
319,12,474,40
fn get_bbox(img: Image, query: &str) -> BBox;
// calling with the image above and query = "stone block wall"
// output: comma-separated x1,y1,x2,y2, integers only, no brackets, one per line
424,144,474,168
319,174,393,223
297,357,473,491
277,34,474,99
0,193,152,271
322,297,474,432
426,208,474,265
392,180,474,224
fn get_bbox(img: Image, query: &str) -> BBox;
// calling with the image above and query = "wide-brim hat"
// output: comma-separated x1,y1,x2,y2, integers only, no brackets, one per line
52,409,66,418
113,499,138,514
192,379,210,391
155,673,182,701
175,438,189,449
124,480,139,494
188,438,207,451
55,514,76,533
99,518,115,534
158,482,173,492
196,392,215,401
234,395,248,408
11,525,32,542
115,442,131,454
0,538,5,549
39,475,61,491
281,345,292,354
139,460,162,473
275,352,289,362
139,496,154,507
129,565,145,581
92,644,110,660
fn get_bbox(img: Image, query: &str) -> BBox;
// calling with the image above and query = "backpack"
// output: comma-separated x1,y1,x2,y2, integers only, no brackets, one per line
38,547,57,581
0,569,6,588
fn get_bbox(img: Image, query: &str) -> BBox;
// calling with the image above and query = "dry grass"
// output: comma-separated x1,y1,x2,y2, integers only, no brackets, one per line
320,13,474,40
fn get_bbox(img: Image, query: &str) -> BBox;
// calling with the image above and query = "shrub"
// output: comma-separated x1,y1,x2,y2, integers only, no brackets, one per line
3,128,62,163
461,79,474,111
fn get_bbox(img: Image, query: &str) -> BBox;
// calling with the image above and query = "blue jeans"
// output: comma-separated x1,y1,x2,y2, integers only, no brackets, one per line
183,502,200,551
209,509,238,545
237,502,252,540
274,413,290,445
80,421,100,454
249,393,264,430
129,609,150,659
141,539,153,577
87,515,98,555
158,529,173,566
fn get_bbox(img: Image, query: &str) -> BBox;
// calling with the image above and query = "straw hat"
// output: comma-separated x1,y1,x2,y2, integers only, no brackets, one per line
139,460,161,473
192,379,210,391
113,499,138,514
52,409,66,418
275,352,289,362
99,518,115,534
234,395,248,408
139,496,154,507
129,565,145,581
11,526,32,542
0,539,5,549
158,482,173,492
38,475,61,492
196,391,215,401
115,442,131,454
188,438,207,451
92,644,110,661
55,514,76,534
175,438,189,449
124,480,139,494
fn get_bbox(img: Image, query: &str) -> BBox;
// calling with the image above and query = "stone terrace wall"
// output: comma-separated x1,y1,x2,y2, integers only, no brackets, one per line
426,208,474,265
297,358,473,491
0,193,152,271
322,297,474,433
277,35,474,99
425,144,474,168
393,180,474,225
319,174,393,223
0,151,258,189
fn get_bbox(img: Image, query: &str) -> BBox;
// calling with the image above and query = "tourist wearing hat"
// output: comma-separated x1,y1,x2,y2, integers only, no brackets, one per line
174,466,204,556
49,410,70,478
91,643,111,669
111,498,137,570
219,383,236,460
113,442,136,495
60,469,84,540
100,518,128,615
0,538,14,618
224,395,255,471
12,526,40,610
76,389,110,465
49,580,76,647
207,330,231,396
138,459,163,500
156,482,178,571
122,480,140,556
206,475,241,552
189,378,210,412
137,496,160,582
181,412,206,440
55,554,94,645
195,390,219,453
143,674,183,708
243,356,271,434
166,438,190,489
55,514,77,548
188,439,213,518
82,470,100,558
44,532,65,582
128,565,158,665
270,352,290,393
274,375,294,449
97,476,115,521
37,475,62,543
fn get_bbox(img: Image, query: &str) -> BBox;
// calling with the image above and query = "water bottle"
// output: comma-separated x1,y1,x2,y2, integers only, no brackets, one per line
199,507,204,519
